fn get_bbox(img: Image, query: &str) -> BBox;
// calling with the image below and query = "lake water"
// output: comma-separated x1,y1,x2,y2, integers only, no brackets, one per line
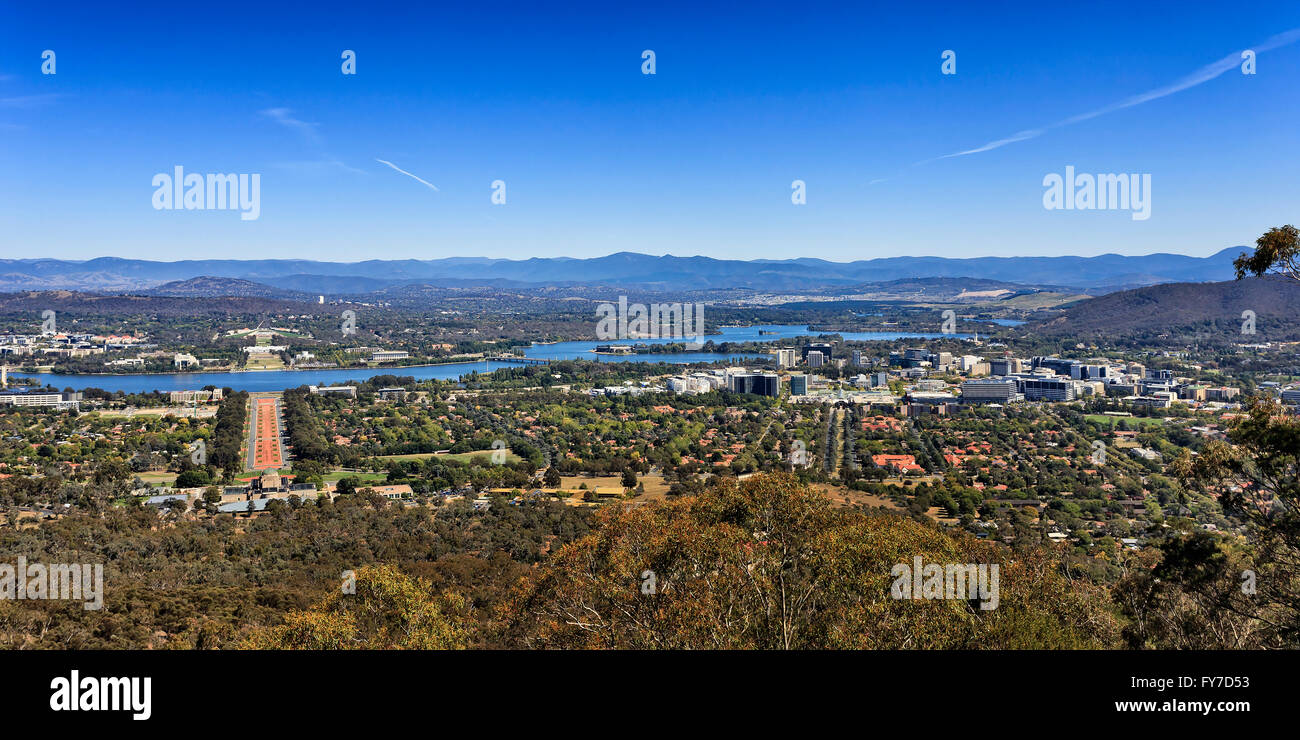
14,324,972,393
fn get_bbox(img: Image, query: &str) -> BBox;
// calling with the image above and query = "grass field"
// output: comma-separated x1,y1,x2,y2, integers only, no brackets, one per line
558,474,623,490
245,354,286,370
322,471,388,483
135,471,178,486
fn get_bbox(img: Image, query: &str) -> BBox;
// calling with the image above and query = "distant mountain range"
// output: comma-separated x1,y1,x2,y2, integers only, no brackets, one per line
0,248,1249,295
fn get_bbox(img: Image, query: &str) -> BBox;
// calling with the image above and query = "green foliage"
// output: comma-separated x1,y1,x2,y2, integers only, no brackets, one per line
243,564,470,650
1235,224,1299,283
500,473,1119,649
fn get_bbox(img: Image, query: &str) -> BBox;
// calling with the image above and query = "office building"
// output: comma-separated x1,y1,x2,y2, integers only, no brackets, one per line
788,374,808,396
1032,356,1078,376
309,385,357,398
729,373,780,397
1069,364,1108,380
1129,394,1174,409
961,378,1019,403
370,350,411,362
802,343,833,364
168,389,223,404
1019,377,1076,402
990,357,1025,376
0,390,81,410
1205,387,1241,402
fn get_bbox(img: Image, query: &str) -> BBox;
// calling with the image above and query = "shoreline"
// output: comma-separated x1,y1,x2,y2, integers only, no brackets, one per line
12,358,504,379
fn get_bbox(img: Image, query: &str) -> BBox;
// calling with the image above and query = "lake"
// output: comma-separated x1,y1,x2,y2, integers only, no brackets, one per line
14,324,972,393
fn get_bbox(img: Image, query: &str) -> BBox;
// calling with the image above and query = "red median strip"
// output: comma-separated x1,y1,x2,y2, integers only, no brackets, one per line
250,399,283,469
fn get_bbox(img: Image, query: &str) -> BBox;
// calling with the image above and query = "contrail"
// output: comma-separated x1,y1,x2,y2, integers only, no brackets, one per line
375,159,439,191
921,27,1300,163
261,107,321,145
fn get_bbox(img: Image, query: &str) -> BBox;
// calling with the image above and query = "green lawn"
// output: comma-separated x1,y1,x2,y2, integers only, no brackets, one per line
321,471,389,483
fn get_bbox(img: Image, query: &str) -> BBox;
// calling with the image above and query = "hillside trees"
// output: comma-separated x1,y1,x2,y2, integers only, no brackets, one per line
243,564,471,649
1166,398,1300,646
208,390,248,476
497,473,1119,649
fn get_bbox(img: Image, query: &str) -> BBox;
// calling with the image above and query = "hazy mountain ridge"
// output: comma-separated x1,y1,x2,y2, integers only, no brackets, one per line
0,290,331,317
0,247,1249,293
142,276,313,299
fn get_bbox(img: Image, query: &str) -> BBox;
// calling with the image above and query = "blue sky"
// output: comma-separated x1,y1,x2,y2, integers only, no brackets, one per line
2,1,1298,262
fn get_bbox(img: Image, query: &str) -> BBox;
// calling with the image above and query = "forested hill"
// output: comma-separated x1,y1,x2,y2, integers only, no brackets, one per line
1028,277,1300,340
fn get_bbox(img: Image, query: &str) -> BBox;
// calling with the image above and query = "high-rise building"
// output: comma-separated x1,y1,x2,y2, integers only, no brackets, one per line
789,374,808,396
729,373,780,397
806,351,825,368
1070,364,1108,380
990,357,1025,376
802,343,833,364
850,349,864,366
775,348,798,368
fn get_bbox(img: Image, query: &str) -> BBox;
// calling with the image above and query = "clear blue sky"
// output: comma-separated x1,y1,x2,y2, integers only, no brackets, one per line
2,1,1298,262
